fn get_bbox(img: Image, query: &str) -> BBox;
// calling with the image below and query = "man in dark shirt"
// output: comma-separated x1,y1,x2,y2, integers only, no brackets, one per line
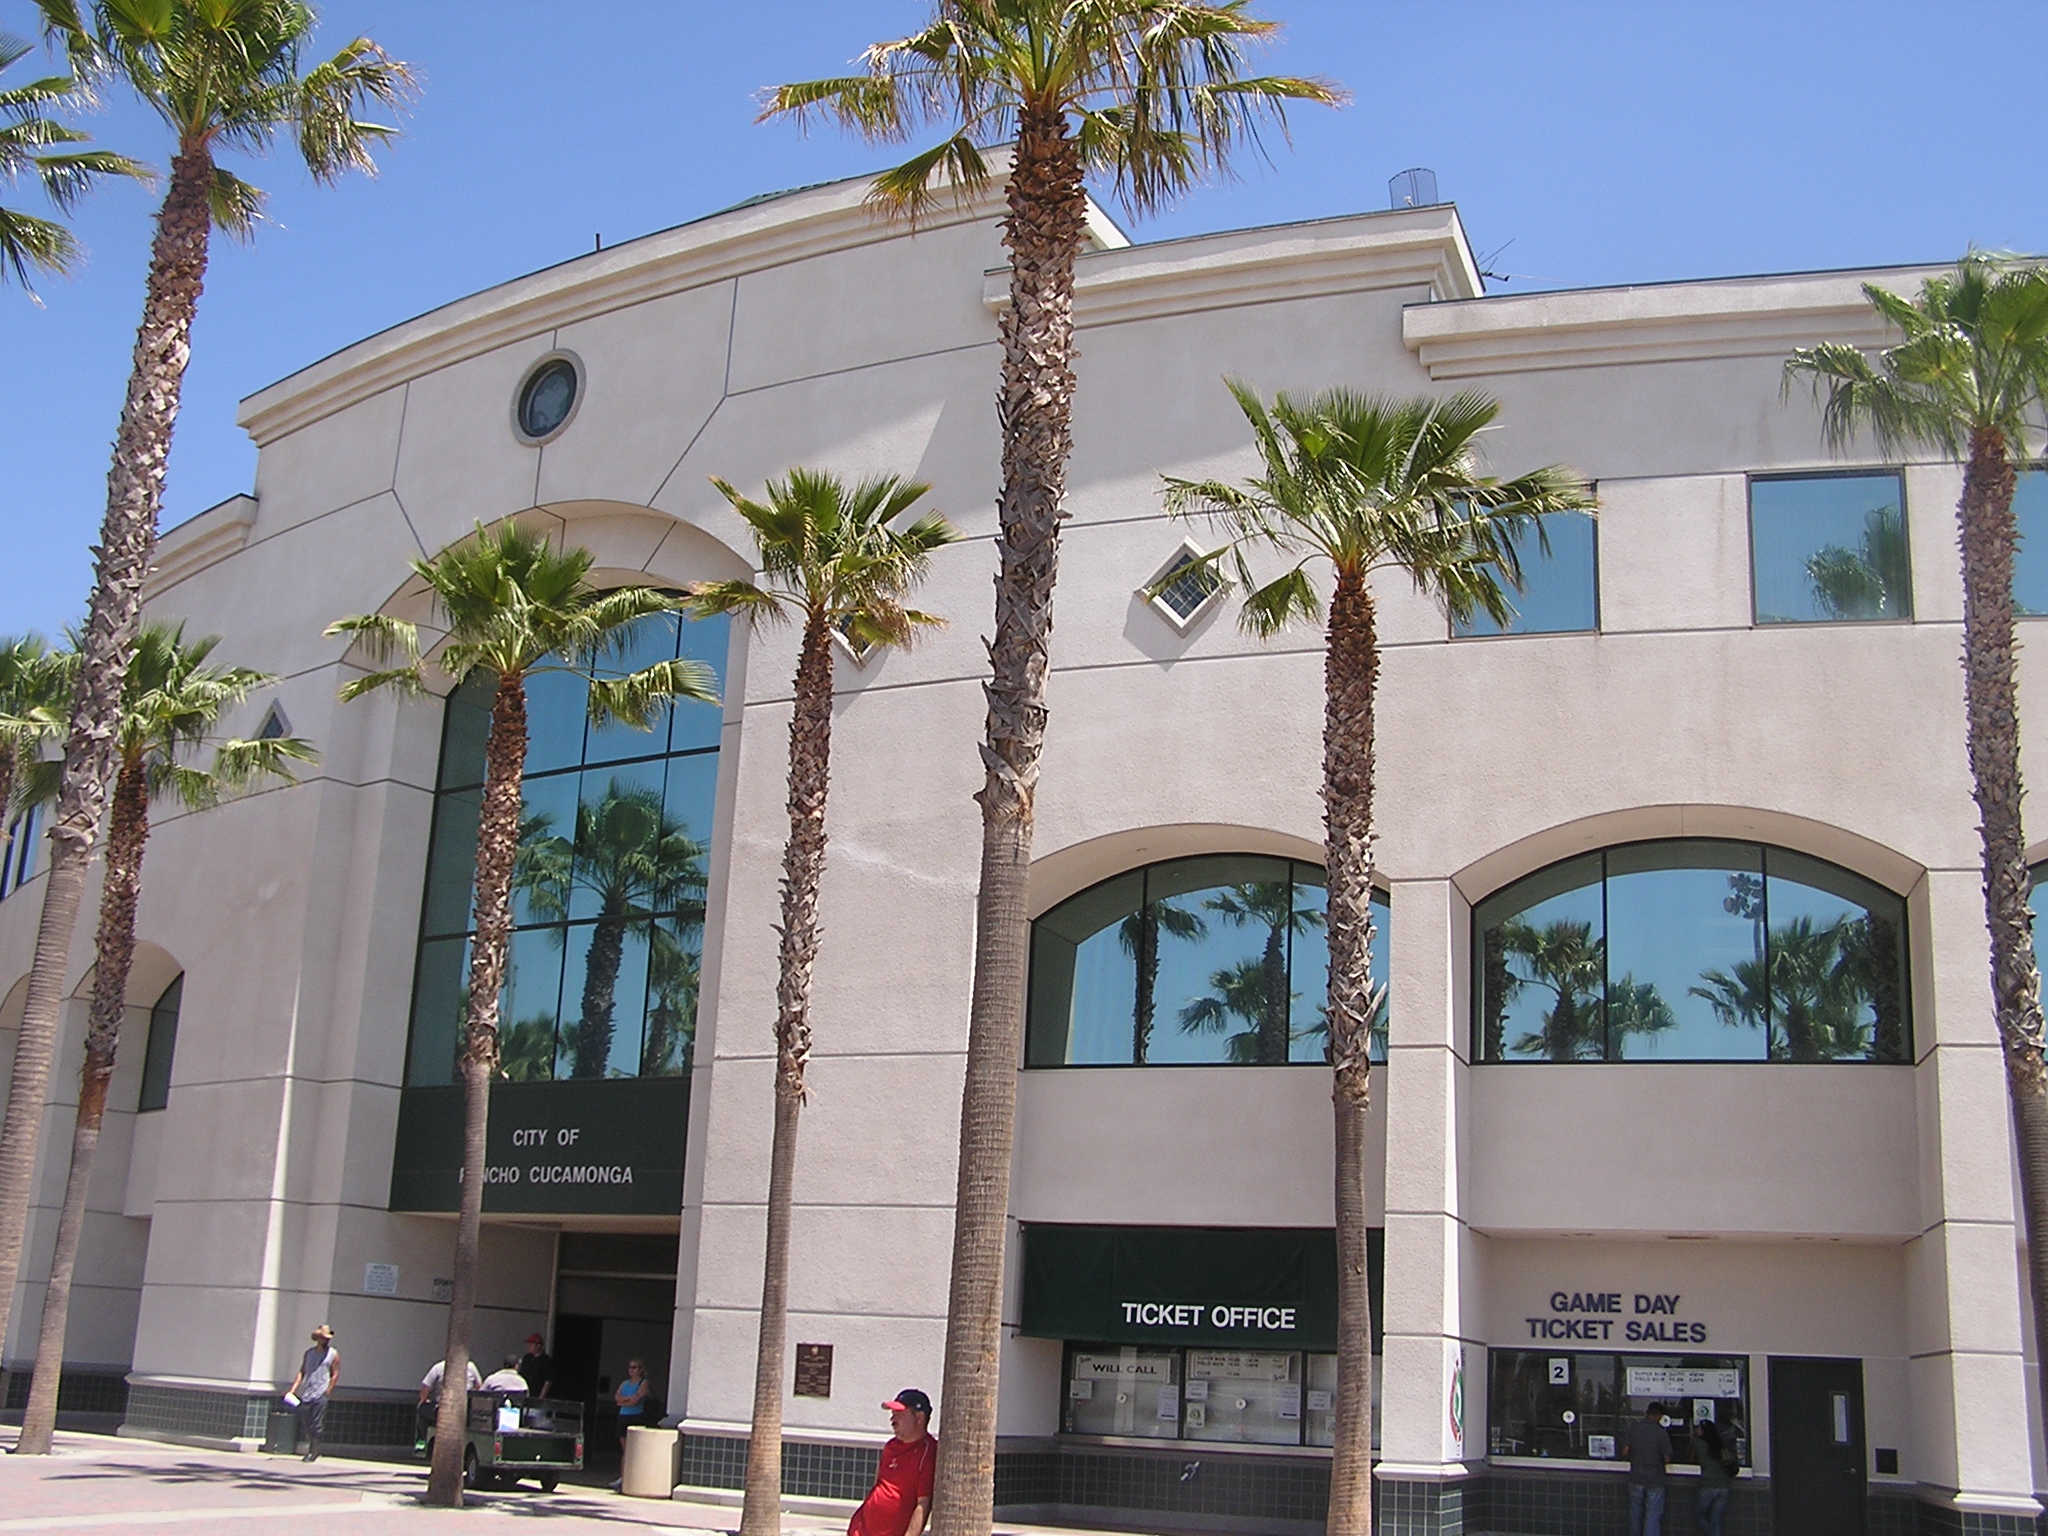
517,1333,553,1398
849,1390,937,1536
1620,1401,1675,1536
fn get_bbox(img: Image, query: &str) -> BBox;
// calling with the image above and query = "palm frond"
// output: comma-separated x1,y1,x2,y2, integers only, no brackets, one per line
685,578,789,630
587,658,720,730
337,663,426,702
206,163,263,238
326,611,420,666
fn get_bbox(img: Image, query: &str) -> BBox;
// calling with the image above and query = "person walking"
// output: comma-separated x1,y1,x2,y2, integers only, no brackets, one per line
1620,1400,1675,1536
849,1390,937,1536
1693,1419,1736,1536
285,1325,339,1462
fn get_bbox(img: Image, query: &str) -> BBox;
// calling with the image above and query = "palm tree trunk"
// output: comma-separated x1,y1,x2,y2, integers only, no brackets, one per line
0,146,214,1366
1324,567,1379,1536
1260,925,1289,1063
16,758,149,1455
1132,910,1158,1065
932,114,1085,1536
574,911,627,1077
740,609,836,1536
1954,431,2048,1439
427,670,526,1507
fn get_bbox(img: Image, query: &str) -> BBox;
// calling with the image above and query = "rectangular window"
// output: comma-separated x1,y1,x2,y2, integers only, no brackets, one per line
1488,1348,1751,1468
2014,468,2048,616
1453,511,1599,637
138,976,182,1113
1750,472,1911,624
0,805,41,901
1061,1343,1342,1447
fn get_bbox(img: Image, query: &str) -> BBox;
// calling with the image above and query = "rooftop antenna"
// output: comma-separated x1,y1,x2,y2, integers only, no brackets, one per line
1388,168,1439,210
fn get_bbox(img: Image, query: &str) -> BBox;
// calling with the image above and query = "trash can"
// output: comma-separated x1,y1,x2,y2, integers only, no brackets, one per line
620,1424,678,1499
262,1403,300,1455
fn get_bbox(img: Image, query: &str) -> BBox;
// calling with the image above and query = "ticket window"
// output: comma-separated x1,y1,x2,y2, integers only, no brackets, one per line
1487,1350,1750,1466
1182,1349,1302,1446
1065,1348,1181,1439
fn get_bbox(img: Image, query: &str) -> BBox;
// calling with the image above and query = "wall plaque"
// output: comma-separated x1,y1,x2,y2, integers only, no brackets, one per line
795,1343,833,1398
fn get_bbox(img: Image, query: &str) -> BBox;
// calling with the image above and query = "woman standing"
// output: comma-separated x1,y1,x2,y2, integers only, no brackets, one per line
615,1358,652,1452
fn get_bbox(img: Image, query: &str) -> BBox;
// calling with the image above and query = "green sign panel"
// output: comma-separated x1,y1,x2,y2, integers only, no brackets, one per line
1021,1224,1382,1353
390,1076,689,1216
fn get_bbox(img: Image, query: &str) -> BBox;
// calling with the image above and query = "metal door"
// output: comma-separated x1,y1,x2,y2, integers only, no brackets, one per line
1767,1357,1865,1536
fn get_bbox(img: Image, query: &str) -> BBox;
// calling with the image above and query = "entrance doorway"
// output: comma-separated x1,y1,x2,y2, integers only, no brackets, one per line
1767,1357,1865,1536
550,1231,678,1477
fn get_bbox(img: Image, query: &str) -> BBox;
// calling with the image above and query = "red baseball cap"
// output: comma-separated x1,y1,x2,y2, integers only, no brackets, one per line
525,1333,544,1346
883,1389,932,1416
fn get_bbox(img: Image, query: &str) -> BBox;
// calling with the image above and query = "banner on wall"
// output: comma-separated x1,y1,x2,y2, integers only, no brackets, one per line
1444,1340,1466,1460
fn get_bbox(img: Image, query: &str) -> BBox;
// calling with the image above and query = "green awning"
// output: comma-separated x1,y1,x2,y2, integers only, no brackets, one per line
1020,1224,1381,1353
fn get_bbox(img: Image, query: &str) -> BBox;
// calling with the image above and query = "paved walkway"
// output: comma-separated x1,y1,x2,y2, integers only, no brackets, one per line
0,1431,1124,1536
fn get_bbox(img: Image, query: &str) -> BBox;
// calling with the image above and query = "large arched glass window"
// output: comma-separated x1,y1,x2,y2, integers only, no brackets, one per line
1474,840,1910,1063
1027,855,1389,1067
405,610,728,1086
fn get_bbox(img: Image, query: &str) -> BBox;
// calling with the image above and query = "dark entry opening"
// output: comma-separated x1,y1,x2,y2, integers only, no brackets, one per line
1767,1356,1865,1536
551,1231,677,1476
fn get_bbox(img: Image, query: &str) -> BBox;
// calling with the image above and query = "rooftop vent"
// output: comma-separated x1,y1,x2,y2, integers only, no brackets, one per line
1388,168,1439,210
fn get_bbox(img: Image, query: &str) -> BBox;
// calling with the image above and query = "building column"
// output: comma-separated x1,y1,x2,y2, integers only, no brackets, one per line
1907,869,2041,1527
1377,877,1479,1534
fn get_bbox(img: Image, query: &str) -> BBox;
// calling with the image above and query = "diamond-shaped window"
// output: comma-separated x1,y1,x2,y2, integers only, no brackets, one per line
1142,541,1226,633
832,614,876,667
256,702,291,741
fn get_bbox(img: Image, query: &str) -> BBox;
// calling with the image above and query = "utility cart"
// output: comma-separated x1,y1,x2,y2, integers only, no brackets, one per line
418,1390,583,1491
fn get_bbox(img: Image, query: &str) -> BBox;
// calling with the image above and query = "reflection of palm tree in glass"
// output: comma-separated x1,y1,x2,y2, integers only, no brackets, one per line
642,921,701,1076
521,781,707,1078
1604,977,1677,1051
1807,506,1909,620
1692,914,1867,1061
1118,900,1204,1063
1177,881,1323,1063
499,1015,558,1082
1501,920,1604,1060
1179,956,1283,1063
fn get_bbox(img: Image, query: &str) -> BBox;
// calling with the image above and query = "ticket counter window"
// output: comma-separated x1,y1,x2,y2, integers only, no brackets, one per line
1062,1345,1339,1447
1066,1348,1181,1439
1488,1349,1751,1468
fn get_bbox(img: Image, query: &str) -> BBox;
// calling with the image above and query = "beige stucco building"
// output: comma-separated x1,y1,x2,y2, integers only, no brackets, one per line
0,162,2036,1536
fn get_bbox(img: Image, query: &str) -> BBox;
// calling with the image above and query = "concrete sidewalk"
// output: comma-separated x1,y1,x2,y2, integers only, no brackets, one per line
0,1431,1158,1536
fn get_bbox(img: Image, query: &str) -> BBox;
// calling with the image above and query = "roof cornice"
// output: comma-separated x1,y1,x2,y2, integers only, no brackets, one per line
237,168,1023,447
143,493,257,601
1402,267,1947,378
985,204,1481,327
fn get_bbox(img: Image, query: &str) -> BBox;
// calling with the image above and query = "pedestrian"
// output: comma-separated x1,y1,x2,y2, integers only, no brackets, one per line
484,1353,530,1393
285,1324,339,1462
1620,1400,1674,1536
415,1356,482,1444
848,1390,937,1536
518,1332,553,1398
1693,1419,1736,1536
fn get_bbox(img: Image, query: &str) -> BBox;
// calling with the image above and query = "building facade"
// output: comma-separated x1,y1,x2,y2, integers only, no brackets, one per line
0,166,2039,1535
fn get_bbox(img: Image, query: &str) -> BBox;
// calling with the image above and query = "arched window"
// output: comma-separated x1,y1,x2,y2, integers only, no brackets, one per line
1473,840,1910,1063
138,974,181,1112
404,610,728,1086
1026,854,1389,1067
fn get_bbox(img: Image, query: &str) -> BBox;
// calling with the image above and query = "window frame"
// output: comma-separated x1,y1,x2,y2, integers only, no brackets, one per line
510,350,585,445
1746,467,1914,628
2011,464,2048,619
399,606,726,1088
1024,855,1389,1070
1448,506,1602,640
1470,838,1912,1066
137,974,182,1113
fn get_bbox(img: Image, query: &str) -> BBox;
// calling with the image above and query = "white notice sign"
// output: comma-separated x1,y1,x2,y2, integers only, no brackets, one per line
362,1262,399,1296
1625,1367,1739,1399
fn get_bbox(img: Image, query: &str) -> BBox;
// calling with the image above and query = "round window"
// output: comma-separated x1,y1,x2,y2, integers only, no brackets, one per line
516,357,578,440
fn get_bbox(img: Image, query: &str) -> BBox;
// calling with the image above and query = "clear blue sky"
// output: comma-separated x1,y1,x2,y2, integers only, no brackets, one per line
6,0,2047,641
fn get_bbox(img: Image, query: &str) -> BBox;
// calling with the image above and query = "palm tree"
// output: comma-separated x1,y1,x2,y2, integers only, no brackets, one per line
1203,880,1323,1062
328,522,715,1506
642,921,701,1075
1117,898,1203,1063
765,15,1338,1522
1787,254,2048,1421
690,468,954,1536
1164,382,1593,1535
0,29,147,294
13,622,310,1455
1179,954,1285,1062
0,635,75,823
0,0,410,1379
1806,504,1910,620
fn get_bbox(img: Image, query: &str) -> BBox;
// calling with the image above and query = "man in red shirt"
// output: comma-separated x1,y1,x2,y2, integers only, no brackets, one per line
850,1389,937,1536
